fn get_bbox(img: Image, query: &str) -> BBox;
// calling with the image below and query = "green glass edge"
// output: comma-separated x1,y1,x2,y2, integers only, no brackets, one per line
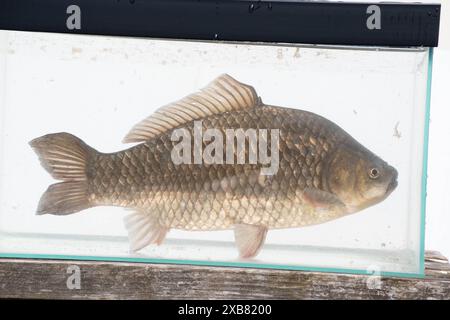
0,48,433,280
0,252,424,279
419,47,434,275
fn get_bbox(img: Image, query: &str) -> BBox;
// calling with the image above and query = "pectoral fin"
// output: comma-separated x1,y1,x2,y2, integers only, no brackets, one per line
303,188,345,209
234,224,268,259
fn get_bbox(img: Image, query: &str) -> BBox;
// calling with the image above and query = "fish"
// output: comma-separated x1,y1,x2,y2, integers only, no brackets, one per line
29,74,398,258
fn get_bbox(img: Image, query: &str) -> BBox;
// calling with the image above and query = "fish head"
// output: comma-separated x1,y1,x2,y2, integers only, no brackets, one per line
326,142,398,213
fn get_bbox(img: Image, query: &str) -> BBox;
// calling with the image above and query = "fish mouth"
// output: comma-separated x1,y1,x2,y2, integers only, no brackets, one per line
386,178,398,194
385,170,398,195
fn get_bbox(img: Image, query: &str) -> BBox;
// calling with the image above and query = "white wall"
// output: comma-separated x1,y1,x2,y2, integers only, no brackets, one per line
438,1,450,49
425,1,450,258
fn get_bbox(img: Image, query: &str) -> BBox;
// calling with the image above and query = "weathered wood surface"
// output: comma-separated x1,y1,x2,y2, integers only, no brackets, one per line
0,251,449,299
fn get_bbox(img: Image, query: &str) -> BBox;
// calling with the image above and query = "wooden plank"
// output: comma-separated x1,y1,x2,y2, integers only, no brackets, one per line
0,251,449,299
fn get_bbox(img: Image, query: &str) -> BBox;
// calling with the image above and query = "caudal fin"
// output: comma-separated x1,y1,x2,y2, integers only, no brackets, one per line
29,132,97,215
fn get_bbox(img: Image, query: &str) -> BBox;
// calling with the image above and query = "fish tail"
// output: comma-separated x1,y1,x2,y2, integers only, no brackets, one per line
29,132,97,215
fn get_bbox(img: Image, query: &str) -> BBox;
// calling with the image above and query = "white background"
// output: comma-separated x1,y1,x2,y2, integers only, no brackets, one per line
425,1,450,259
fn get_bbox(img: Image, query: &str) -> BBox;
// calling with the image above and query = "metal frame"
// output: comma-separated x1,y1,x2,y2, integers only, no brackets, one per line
0,0,441,47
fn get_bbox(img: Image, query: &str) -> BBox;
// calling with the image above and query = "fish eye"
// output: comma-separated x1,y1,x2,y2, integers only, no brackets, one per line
369,168,380,179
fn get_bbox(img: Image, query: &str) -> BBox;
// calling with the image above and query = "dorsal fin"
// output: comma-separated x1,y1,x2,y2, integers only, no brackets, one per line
123,74,261,143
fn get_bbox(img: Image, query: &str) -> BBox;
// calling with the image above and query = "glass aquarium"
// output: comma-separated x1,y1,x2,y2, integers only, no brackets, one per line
0,0,441,278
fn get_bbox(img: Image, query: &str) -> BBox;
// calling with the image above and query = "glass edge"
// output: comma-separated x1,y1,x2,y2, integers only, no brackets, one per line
419,47,434,275
0,252,424,279
0,29,431,52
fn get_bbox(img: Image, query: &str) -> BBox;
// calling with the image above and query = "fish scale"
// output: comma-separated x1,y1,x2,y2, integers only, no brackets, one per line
88,105,342,230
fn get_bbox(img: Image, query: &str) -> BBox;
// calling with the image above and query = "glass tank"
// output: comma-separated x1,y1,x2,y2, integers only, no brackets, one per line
0,26,434,277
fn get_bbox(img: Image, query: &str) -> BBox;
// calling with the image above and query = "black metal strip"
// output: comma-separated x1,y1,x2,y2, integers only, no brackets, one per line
0,0,441,47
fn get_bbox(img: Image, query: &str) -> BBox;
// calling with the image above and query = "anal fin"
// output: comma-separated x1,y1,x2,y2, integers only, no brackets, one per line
234,224,268,259
124,210,169,252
